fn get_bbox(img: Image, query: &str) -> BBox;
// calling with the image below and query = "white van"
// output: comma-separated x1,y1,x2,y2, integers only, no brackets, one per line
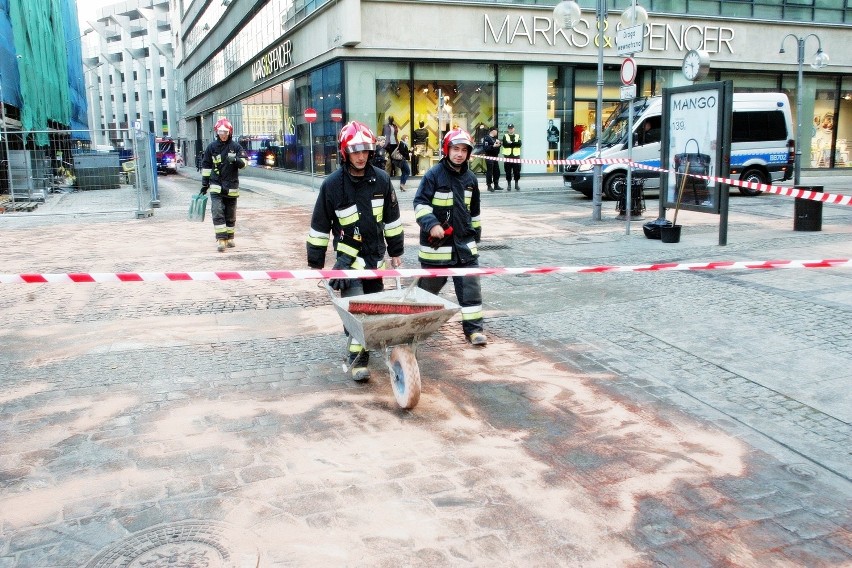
563,93,794,199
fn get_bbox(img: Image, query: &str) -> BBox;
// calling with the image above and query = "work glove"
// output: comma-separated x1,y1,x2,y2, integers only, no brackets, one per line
227,151,237,164
328,258,355,291
427,224,453,249
199,184,208,195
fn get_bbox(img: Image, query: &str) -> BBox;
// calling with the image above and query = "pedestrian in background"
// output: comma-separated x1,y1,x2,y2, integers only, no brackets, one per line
501,123,522,191
413,128,487,347
373,136,388,171
393,134,412,191
307,121,404,382
200,118,248,252
482,127,502,192
382,116,399,174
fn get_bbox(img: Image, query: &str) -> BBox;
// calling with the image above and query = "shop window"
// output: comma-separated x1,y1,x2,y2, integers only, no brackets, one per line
721,2,753,17
811,88,837,168
684,0,720,15
228,61,341,174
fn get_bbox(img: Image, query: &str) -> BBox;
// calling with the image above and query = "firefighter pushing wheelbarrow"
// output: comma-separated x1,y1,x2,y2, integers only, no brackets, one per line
307,120,455,408
307,121,482,409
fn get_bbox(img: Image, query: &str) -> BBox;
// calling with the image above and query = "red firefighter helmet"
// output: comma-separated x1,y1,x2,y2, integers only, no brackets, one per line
441,128,474,158
338,121,376,162
214,118,233,137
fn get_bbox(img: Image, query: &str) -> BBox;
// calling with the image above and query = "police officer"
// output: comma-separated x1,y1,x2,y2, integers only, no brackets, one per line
482,127,502,192
501,123,522,191
306,121,404,381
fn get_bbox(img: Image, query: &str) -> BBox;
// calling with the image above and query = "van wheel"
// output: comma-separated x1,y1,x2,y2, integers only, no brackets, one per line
603,173,627,201
739,169,767,196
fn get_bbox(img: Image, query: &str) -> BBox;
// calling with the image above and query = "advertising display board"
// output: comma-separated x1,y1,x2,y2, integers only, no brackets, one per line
661,81,734,244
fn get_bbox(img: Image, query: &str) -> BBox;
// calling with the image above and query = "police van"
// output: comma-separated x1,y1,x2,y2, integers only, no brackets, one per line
563,93,794,199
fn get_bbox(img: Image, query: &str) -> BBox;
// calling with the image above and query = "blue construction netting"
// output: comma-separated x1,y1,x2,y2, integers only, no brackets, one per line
8,0,88,144
62,0,89,139
0,0,23,110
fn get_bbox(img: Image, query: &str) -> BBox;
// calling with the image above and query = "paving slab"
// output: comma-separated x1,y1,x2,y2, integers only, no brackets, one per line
0,168,850,567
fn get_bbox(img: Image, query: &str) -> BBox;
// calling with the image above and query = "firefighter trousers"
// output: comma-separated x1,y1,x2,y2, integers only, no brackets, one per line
210,193,237,240
341,278,385,359
418,259,484,337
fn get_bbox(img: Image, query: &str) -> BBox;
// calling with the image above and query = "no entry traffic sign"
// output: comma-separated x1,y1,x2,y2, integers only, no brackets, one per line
304,108,317,123
330,108,343,122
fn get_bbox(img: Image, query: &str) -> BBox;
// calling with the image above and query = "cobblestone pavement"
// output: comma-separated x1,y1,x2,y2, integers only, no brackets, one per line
0,170,850,567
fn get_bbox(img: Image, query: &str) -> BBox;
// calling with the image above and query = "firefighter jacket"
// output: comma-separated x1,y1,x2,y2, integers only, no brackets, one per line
201,137,247,197
414,159,481,266
306,164,404,270
501,132,522,157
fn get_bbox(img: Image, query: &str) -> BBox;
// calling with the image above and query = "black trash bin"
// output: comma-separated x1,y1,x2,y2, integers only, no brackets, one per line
794,185,823,232
616,178,646,217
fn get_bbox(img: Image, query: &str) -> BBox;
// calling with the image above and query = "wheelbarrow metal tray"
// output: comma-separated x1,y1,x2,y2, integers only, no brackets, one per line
330,287,460,350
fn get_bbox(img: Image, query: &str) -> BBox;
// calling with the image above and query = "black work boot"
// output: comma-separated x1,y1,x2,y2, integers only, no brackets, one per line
487,184,494,192
347,350,370,382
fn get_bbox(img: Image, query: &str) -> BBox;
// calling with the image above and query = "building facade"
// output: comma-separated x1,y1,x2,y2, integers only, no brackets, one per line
0,0,90,197
177,0,852,179
82,0,180,149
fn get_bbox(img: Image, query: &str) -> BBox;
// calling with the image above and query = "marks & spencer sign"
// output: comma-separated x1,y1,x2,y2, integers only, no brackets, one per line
482,14,735,55
252,40,293,83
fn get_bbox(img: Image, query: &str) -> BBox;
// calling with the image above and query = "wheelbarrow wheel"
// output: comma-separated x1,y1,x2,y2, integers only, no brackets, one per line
388,345,421,409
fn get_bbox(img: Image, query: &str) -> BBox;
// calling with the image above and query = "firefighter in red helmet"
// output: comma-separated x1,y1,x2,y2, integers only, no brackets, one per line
412,127,487,346
306,120,405,381
200,118,248,252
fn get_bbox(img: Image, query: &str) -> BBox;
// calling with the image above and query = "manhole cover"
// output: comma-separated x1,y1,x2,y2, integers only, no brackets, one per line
85,520,260,568
783,463,818,480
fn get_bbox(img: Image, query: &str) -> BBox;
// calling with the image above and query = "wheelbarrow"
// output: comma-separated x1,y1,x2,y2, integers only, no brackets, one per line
325,279,460,409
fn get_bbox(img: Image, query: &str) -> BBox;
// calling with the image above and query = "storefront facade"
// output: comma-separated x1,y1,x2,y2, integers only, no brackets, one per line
178,0,852,178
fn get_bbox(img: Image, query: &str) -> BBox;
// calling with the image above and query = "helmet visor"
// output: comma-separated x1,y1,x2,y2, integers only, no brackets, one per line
347,142,375,153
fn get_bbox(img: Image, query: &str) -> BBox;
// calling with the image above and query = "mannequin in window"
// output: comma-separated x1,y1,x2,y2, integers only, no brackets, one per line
412,120,429,175
438,96,452,141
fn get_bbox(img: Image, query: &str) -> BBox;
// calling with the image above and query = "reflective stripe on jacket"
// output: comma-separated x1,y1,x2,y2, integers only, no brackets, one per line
201,138,247,197
306,165,404,270
413,159,481,266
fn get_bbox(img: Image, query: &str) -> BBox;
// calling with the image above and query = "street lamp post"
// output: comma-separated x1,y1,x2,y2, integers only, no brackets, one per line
554,0,606,221
592,0,605,222
779,33,829,187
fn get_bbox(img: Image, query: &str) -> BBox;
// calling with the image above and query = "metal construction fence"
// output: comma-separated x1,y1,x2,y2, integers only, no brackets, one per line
0,128,158,218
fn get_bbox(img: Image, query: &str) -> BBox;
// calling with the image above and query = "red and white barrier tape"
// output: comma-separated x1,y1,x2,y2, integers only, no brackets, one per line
479,155,852,206
2,259,849,284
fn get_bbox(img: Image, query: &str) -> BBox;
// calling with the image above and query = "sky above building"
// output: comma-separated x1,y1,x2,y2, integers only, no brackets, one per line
77,0,117,30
